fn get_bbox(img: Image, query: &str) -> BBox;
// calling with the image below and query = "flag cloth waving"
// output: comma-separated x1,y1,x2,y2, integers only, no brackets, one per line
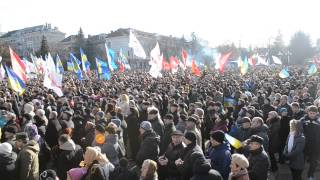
56,54,64,74
9,47,27,82
5,66,26,95
129,30,146,59
279,68,290,78
308,64,317,75
70,53,83,80
191,59,201,76
80,48,90,72
95,57,111,80
149,42,162,78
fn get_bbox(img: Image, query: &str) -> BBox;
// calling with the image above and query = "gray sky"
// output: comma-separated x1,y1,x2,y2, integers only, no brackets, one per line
1,0,319,47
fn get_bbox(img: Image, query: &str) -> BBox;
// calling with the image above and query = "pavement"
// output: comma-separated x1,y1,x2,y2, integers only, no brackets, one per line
269,163,320,180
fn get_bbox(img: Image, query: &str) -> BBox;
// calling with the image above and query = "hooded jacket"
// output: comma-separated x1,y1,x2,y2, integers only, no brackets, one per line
15,140,40,180
207,143,231,180
0,151,17,180
136,130,160,166
190,152,223,180
101,134,120,166
54,139,83,180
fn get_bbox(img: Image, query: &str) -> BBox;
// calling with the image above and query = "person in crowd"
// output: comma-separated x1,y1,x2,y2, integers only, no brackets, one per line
250,117,269,150
45,111,62,148
114,157,139,180
140,159,158,180
234,117,252,142
53,134,83,180
0,142,17,180
207,130,231,180
277,95,293,117
160,114,176,154
169,103,180,125
176,114,187,133
15,132,40,180
283,120,305,180
147,108,164,139
266,111,280,171
190,152,223,180
125,107,141,159
68,146,114,180
261,98,275,121
278,107,291,164
185,116,202,148
176,131,202,180
300,105,320,180
291,102,304,120
101,125,120,167
247,135,270,180
228,153,250,180
136,121,160,167
158,130,185,180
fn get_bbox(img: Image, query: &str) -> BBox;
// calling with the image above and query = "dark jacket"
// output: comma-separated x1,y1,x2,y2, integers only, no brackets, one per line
283,134,305,170
126,112,140,158
277,103,293,117
45,118,61,148
139,109,148,123
235,127,251,142
301,116,320,157
160,123,176,154
172,111,180,125
177,143,203,180
191,152,223,180
261,104,275,121
0,151,17,180
161,142,185,178
292,110,304,120
101,134,120,166
114,167,139,180
15,140,40,180
53,142,84,180
149,117,165,140
136,130,160,166
207,143,231,180
279,116,291,148
267,117,280,153
251,125,269,150
248,147,270,180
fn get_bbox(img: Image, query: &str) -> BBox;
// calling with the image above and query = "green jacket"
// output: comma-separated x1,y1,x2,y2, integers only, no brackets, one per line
16,140,40,180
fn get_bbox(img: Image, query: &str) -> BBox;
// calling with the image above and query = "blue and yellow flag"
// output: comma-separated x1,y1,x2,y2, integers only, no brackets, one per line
225,133,242,149
56,54,64,74
95,57,110,80
240,56,249,75
80,48,90,72
70,53,83,80
279,68,290,78
108,49,118,70
5,66,26,95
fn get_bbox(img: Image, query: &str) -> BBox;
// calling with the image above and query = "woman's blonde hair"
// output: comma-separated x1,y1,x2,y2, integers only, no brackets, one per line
141,159,158,179
121,94,129,103
84,146,109,167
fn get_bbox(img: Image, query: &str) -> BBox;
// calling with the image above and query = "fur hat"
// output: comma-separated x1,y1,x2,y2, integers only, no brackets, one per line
140,121,152,131
232,153,249,169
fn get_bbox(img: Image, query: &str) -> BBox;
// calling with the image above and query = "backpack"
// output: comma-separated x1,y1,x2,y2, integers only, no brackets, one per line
82,160,107,180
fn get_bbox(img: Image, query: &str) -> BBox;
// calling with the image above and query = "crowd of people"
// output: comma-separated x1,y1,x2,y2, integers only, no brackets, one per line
0,66,320,180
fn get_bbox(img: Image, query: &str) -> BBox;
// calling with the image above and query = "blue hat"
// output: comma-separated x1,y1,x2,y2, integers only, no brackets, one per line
279,108,288,113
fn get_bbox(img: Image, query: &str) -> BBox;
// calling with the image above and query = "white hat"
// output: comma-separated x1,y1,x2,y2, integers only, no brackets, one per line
0,142,13,154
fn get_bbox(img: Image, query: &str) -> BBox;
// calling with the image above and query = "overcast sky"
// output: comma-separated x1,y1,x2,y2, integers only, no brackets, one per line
1,0,319,47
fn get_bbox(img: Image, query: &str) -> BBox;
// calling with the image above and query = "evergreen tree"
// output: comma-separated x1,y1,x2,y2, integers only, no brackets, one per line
289,31,314,65
38,35,49,59
72,27,86,58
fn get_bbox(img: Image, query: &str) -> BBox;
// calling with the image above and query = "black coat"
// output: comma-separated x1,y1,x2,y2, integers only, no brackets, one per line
177,143,203,180
283,134,305,170
126,112,141,158
161,142,185,178
251,125,269,151
45,118,61,148
0,152,17,180
150,118,165,140
53,145,84,180
268,117,280,153
261,104,275,121
136,130,160,166
114,167,139,180
248,147,270,180
301,116,320,157
160,123,176,154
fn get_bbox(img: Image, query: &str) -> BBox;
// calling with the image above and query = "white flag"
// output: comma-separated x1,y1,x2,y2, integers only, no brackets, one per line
44,72,63,97
272,56,282,65
149,42,162,78
129,30,146,59
256,55,269,66
46,53,56,74
0,64,5,80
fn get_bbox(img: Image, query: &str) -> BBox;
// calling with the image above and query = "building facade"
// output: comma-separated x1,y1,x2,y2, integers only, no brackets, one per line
0,23,65,57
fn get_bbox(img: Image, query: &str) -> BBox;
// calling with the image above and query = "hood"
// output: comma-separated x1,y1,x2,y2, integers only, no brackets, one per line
143,130,160,143
59,139,76,151
193,157,211,174
24,140,40,153
0,152,17,167
106,134,118,145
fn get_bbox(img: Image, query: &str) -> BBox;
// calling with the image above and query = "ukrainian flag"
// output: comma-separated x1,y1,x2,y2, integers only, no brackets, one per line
279,68,290,78
70,53,83,80
240,56,249,75
56,54,64,74
80,48,90,72
225,133,242,149
95,57,110,80
308,64,317,75
224,97,236,108
5,66,26,95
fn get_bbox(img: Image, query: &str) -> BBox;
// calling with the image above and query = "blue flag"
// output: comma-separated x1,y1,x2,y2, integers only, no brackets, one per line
95,57,111,80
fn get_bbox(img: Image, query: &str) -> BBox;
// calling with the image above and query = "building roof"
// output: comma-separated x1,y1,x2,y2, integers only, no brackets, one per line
61,35,77,42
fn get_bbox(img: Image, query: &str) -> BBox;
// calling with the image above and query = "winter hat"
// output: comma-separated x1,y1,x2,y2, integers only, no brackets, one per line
238,117,251,124
171,130,184,136
184,131,197,143
24,103,35,116
232,154,249,169
36,109,46,117
59,134,76,151
95,124,106,133
210,130,225,144
111,118,121,128
6,126,18,134
25,124,40,142
140,121,152,131
0,142,13,154
96,111,105,119
40,169,58,180
187,117,197,124
16,132,29,142
249,135,264,144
